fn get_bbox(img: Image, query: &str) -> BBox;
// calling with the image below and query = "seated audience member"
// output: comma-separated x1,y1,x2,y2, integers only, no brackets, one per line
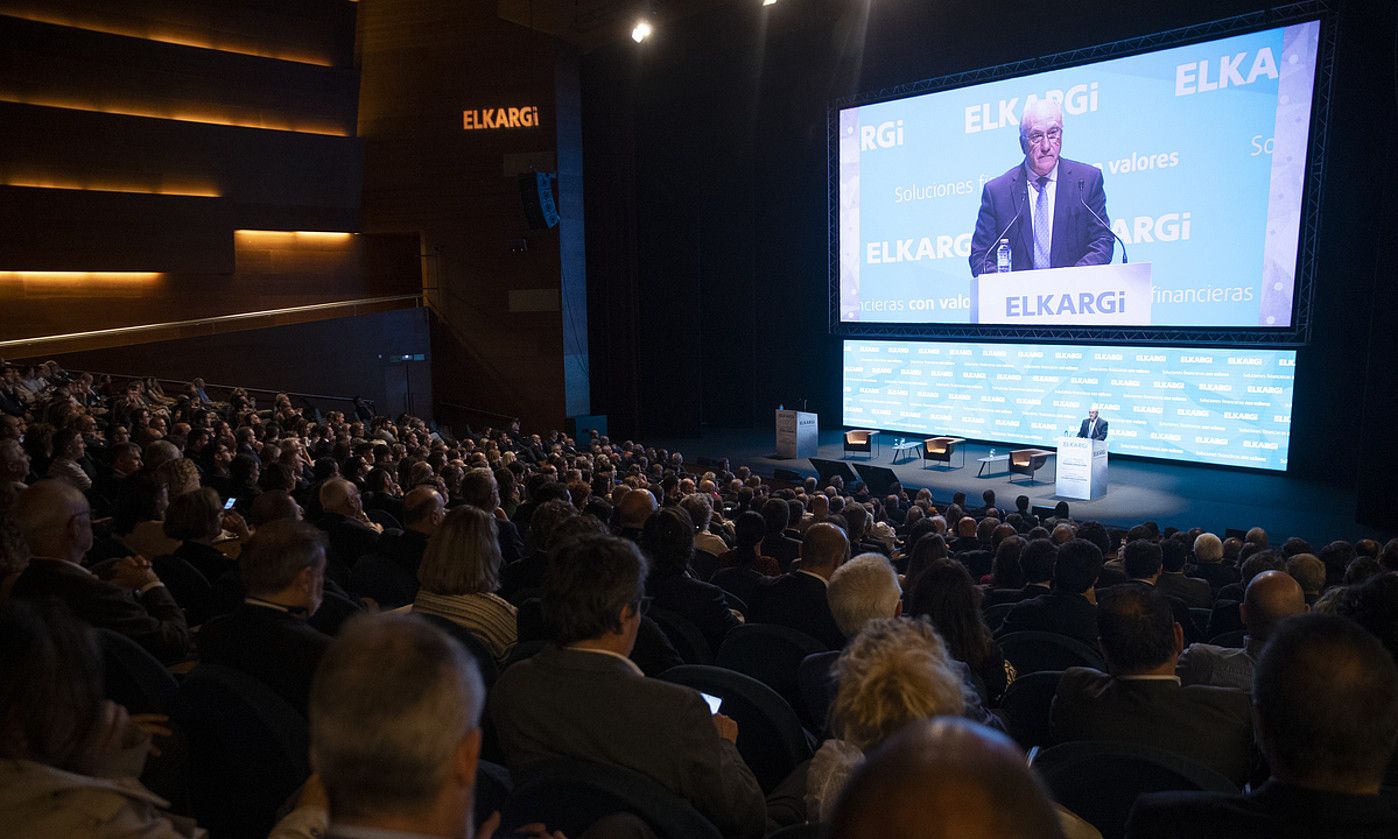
1284,553,1325,605
1177,570,1306,692
908,560,1013,704
760,497,802,571
750,522,850,649
614,487,657,543
272,612,503,839
459,468,525,564
0,598,199,837
90,441,141,517
1127,614,1398,838
981,535,1026,593
499,499,575,601
716,509,781,579
349,486,444,609
826,718,1066,839
161,487,240,583
316,478,383,575
110,474,180,562
198,520,332,717
488,534,765,839
642,506,740,654
412,505,517,666
45,427,93,491
1051,586,1255,785
248,490,303,527
901,532,949,593
1119,539,1206,643
1,437,32,492
805,617,966,820
682,492,730,558
1207,552,1288,639
828,553,903,639
985,536,1054,607
1337,571,1398,663
1155,538,1211,609
999,538,1102,647
11,480,191,663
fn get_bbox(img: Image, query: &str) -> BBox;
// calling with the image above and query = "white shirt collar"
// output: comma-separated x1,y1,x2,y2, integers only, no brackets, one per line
796,569,830,587
1024,161,1059,184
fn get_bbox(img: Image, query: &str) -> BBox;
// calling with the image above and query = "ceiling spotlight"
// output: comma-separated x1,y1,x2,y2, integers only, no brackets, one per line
763,0,777,5
632,20,653,42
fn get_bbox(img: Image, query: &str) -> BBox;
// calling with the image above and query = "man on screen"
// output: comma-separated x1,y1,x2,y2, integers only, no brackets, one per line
1078,407,1108,441
969,98,1114,276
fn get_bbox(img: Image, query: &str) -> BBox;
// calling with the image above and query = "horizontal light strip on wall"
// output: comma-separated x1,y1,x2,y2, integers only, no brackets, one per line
0,294,423,352
0,271,163,283
0,9,337,66
0,93,350,136
0,176,220,198
234,230,357,242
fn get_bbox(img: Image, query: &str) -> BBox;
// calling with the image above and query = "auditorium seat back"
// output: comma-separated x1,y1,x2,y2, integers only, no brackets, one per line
998,630,1106,674
716,623,828,728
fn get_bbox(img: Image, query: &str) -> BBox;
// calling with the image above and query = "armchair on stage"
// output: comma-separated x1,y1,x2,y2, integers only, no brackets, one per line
1008,448,1055,484
843,429,880,459
921,437,965,470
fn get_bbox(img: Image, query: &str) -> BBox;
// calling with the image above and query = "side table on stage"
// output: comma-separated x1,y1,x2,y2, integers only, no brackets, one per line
890,439,922,464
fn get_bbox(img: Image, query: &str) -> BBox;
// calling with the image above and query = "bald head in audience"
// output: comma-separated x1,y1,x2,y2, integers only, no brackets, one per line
617,488,657,531
801,522,850,579
1241,570,1307,641
12,479,92,563
828,718,1064,839
319,478,363,518
402,486,446,535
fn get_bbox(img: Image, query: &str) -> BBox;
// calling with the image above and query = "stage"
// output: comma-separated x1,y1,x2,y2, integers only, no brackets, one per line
649,426,1388,546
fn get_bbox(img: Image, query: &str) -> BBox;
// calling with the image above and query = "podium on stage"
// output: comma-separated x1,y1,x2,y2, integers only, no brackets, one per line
1056,437,1108,500
775,410,818,459
972,263,1153,325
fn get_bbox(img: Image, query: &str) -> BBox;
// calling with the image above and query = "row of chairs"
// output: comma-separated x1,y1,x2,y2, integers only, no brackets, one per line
982,601,1249,649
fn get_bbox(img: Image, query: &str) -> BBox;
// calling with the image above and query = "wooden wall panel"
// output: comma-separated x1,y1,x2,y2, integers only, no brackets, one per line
358,0,572,432
0,0,357,67
0,15,359,136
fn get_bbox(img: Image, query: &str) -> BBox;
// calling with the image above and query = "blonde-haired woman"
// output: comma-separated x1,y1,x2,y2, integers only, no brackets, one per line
806,617,965,821
412,505,517,665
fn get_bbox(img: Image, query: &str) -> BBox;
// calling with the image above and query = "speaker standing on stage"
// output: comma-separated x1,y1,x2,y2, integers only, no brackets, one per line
1078,407,1108,441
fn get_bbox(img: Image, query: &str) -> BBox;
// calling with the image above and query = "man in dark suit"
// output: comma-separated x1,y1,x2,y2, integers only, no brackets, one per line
348,486,443,609
999,538,1101,647
643,507,741,655
759,497,801,572
750,522,849,649
11,480,192,663
1051,586,1255,785
315,478,384,577
969,98,1114,276
1077,407,1109,441
1155,538,1212,609
1117,539,1206,644
460,467,525,563
984,537,1056,608
1127,614,1398,838
489,534,765,839
198,520,331,716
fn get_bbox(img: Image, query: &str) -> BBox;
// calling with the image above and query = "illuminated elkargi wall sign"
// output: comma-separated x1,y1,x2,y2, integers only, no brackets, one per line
462,106,541,130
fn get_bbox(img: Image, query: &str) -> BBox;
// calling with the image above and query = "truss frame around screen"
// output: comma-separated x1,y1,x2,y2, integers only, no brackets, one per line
826,1,1335,347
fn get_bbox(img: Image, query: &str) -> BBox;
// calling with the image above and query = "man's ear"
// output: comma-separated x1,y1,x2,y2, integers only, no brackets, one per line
453,726,482,788
1172,622,1185,656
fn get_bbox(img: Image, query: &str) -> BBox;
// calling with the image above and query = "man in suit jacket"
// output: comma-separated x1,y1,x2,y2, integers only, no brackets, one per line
489,534,765,839
10,480,192,663
749,522,849,650
1154,538,1212,609
268,611,497,839
999,538,1101,647
1051,586,1255,785
1116,539,1206,644
199,520,331,716
1077,408,1109,441
759,497,802,572
1127,614,1398,838
349,487,443,609
315,478,384,577
969,98,1114,276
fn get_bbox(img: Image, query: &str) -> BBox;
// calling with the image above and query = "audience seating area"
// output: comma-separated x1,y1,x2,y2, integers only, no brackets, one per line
1,362,1397,838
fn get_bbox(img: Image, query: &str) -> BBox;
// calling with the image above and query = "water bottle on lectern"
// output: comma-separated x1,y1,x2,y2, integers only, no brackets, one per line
995,239,1012,272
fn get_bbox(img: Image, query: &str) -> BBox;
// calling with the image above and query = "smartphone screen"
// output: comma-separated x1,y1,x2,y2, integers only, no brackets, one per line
700,692,723,714
224,497,237,510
